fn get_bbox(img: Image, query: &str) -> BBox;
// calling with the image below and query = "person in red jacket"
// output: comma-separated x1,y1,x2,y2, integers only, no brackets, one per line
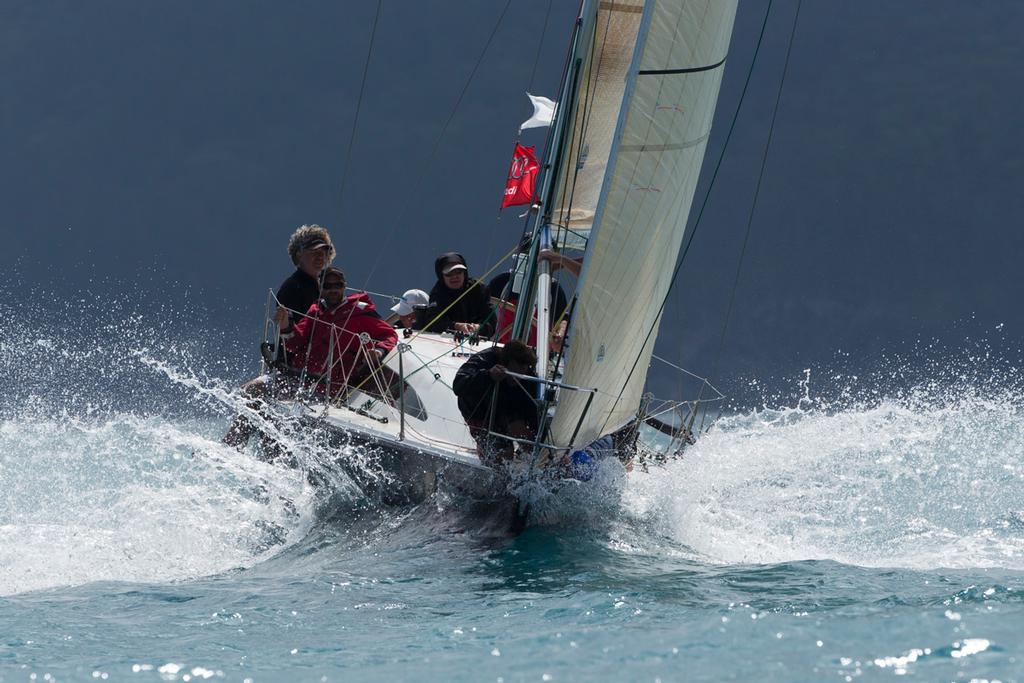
224,268,397,453
281,267,398,393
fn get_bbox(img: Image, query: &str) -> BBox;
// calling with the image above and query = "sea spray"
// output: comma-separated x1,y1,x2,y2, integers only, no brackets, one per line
624,361,1024,570
0,292,385,595
0,412,313,595
2,295,1023,680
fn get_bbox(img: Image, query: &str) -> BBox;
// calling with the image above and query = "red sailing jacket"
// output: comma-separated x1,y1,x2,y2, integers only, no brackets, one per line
283,292,398,386
494,304,538,346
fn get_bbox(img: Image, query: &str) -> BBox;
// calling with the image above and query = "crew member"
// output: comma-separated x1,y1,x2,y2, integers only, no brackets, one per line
281,268,398,395
452,340,538,464
488,242,570,347
223,224,336,452
277,224,336,324
418,252,494,337
389,289,429,329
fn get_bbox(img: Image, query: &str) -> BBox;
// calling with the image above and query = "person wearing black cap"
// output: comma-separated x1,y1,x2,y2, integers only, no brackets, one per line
276,224,336,325
222,224,335,452
417,252,495,337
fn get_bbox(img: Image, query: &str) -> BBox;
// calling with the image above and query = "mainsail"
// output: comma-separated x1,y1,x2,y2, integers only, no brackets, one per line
547,0,739,450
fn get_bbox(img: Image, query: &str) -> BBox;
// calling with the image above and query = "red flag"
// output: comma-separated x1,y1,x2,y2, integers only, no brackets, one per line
501,143,539,208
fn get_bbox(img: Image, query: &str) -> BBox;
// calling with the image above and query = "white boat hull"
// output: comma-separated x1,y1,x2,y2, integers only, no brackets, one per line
281,331,529,527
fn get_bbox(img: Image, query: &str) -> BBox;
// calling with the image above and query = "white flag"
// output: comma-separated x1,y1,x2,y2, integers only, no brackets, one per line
519,93,556,134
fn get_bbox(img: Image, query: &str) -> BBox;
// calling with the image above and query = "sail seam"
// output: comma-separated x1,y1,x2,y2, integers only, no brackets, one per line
638,57,726,76
618,134,709,153
598,1,643,13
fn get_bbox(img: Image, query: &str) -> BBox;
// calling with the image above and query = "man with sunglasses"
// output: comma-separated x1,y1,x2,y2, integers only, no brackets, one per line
278,267,398,395
224,267,398,453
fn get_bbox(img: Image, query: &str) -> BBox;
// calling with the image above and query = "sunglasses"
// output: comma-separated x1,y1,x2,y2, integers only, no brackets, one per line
322,281,346,290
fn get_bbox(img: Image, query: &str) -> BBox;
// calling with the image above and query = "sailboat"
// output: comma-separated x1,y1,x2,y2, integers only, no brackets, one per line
263,0,738,512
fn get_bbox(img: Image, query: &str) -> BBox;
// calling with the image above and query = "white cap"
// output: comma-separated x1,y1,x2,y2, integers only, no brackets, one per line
390,289,430,317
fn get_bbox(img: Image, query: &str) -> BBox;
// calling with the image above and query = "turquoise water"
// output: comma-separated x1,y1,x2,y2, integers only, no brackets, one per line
2,322,1024,681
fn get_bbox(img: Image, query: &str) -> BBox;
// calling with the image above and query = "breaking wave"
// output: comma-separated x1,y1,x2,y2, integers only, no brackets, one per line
0,291,362,595
2,290,1022,596
0,413,314,595
627,354,1024,571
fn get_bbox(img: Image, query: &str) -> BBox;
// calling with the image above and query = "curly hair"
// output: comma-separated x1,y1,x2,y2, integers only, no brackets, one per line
286,224,336,265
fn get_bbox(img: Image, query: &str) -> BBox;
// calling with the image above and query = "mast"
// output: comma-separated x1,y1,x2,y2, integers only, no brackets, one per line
533,224,553,381
511,5,594,344
514,0,645,379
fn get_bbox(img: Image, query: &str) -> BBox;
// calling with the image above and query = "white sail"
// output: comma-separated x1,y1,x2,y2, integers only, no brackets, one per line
548,1,645,251
549,0,739,449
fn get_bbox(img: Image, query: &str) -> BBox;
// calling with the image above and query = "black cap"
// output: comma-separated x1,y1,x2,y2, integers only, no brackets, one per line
434,252,468,279
302,238,330,251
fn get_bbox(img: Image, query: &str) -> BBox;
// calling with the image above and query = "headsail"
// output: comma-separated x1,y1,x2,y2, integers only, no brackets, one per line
548,0,739,450
546,1,646,252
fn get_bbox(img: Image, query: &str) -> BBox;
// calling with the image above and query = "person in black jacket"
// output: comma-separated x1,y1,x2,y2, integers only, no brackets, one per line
224,224,335,452
452,340,538,463
276,224,336,323
417,252,495,338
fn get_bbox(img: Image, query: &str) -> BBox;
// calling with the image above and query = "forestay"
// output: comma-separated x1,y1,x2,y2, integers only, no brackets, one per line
549,0,738,450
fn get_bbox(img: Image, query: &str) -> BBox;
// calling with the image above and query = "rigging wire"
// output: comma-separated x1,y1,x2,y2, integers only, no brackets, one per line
527,0,556,94
596,0,777,432
361,0,515,287
709,0,804,387
337,0,384,215
552,0,612,247
650,353,725,398
518,1,611,335
487,0,557,273
506,3,589,342
293,10,390,381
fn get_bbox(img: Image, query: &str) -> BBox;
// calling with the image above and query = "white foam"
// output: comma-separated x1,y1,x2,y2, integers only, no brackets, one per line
624,389,1024,570
0,414,314,595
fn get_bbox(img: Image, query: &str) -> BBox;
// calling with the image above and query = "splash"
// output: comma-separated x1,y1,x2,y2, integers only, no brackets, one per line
0,412,314,595
0,290,376,595
626,354,1024,570
6,287,1024,582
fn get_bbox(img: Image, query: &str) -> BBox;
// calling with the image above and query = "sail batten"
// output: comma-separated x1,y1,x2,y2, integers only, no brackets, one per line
618,134,708,152
638,57,725,75
548,0,739,450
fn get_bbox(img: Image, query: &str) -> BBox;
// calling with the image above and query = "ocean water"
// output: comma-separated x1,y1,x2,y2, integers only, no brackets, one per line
2,314,1023,682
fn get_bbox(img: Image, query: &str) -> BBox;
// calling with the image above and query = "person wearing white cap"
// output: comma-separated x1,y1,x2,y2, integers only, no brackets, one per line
390,289,429,329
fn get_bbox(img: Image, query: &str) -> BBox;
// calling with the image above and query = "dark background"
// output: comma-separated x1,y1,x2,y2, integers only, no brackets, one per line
3,1,1022,405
